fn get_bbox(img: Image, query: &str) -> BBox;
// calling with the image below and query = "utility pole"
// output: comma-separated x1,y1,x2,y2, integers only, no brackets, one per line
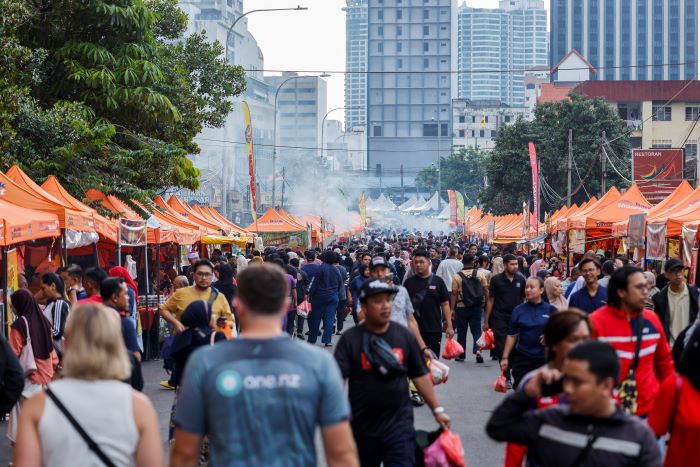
601,131,607,195
567,129,573,208
400,164,404,201
280,167,286,209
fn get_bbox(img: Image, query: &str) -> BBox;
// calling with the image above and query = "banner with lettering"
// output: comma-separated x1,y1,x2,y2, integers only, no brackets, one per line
646,223,666,260
528,142,539,234
447,190,457,224
243,101,257,224
358,192,366,227
455,192,465,229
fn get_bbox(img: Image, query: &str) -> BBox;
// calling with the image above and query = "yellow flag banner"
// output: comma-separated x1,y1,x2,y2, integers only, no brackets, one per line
243,101,257,224
359,192,366,227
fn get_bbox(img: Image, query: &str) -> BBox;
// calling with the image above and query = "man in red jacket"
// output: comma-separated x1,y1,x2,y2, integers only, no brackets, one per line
590,266,675,417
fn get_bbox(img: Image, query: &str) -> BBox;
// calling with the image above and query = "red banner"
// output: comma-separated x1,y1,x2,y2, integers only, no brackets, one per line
243,101,257,223
633,149,684,204
528,142,539,234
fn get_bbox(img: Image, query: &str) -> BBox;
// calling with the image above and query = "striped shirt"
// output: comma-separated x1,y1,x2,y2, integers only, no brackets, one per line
43,298,70,340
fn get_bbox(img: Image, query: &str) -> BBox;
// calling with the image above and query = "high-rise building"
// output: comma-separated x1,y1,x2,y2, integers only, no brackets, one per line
550,0,698,81
366,0,455,182
457,0,547,106
344,0,368,132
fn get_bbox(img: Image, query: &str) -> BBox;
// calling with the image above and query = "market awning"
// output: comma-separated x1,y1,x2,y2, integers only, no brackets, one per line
166,196,225,233
246,208,307,232
0,198,60,246
580,184,651,237
153,196,218,235
567,187,622,230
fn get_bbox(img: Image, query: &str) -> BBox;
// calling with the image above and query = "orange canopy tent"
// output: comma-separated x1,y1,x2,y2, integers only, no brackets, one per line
153,196,217,235
41,176,118,243
567,187,622,230
192,205,254,241
166,196,226,234
279,209,309,230
0,198,60,246
246,208,307,232
2,167,94,232
574,184,651,237
131,199,200,245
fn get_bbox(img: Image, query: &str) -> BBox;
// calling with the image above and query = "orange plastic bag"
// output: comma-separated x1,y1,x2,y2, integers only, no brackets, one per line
493,370,508,393
440,430,466,467
442,337,465,360
477,329,495,350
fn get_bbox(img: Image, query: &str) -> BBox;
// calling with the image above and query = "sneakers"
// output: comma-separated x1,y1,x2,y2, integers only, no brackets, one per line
506,379,513,390
410,392,425,407
476,352,484,364
454,356,465,362
159,380,175,390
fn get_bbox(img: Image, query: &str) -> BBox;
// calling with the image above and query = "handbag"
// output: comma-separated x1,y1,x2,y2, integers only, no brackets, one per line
18,317,37,376
45,388,117,467
618,315,644,414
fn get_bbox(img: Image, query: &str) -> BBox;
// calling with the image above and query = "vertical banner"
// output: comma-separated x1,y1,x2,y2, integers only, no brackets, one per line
528,142,539,234
646,223,667,260
568,229,586,254
447,190,457,224
691,248,698,285
455,192,465,230
682,224,698,267
487,220,496,243
522,201,530,237
627,214,647,249
243,101,257,224
358,192,366,227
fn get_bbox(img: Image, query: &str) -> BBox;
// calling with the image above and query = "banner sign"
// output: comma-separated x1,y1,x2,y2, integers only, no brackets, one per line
682,224,698,267
447,190,457,224
632,149,684,203
522,202,530,237
627,213,647,249
691,249,698,285
646,223,667,260
358,192,366,227
528,142,539,234
243,101,257,224
568,229,586,254
119,218,147,247
487,220,496,243
456,192,465,228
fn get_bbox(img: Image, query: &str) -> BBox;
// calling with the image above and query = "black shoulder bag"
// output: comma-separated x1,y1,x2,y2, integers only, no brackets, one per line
410,274,436,319
618,315,644,414
45,388,117,467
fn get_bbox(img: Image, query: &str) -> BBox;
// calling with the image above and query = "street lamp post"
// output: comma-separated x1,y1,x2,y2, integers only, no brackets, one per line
221,5,307,218
433,112,442,210
320,106,362,169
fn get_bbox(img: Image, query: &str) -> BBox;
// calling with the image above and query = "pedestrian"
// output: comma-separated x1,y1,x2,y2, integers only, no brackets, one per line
404,249,455,356
486,341,662,466
6,289,58,444
307,251,343,347
271,258,298,336
333,253,352,335
213,263,237,308
109,266,142,351
172,275,189,292
61,264,87,304
77,267,107,304
501,277,557,388
590,266,675,417
528,252,544,278
334,278,450,467
649,323,700,467
435,246,462,288
349,264,370,325
644,271,660,311
39,272,70,359
563,267,580,298
484,254,526,362
568,257,606,314
598,259,615,288
450,253,489,363
12,304,163,466
290,257,309,338
477,254,492,284
651,258,699,345
170,264,358,466
544,277,568,311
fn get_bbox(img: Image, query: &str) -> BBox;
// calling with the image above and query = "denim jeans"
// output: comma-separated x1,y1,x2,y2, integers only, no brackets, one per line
335,300,348,332
307,295,338,344
455,306,483,356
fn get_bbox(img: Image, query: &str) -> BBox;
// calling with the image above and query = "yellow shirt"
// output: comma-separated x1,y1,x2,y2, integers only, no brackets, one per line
451,269,488,307
160,286,234,328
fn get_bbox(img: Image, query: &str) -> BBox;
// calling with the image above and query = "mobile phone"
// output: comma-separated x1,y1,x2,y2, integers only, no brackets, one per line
541,379,564,397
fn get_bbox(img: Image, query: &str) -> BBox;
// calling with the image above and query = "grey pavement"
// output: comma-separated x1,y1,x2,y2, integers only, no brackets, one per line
0,328,506,466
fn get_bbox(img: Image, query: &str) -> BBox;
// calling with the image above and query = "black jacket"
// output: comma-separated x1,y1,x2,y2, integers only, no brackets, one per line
486,389,661,467
651,283,699,341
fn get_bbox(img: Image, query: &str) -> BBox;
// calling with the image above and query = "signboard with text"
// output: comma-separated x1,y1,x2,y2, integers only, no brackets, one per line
632,149,684,204
627,213,647,249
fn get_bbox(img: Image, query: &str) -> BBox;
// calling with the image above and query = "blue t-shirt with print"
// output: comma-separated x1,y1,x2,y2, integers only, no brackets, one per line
173,335,349,466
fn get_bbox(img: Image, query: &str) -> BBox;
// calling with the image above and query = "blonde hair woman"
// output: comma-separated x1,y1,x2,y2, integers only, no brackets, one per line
13,304,162,467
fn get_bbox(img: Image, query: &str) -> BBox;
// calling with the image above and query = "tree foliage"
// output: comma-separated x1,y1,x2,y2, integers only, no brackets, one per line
0,0,246,202
416,148,487,207
480,93,632,215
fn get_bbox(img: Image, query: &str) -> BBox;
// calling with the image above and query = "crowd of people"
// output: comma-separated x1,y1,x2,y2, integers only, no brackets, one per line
0,230,698,466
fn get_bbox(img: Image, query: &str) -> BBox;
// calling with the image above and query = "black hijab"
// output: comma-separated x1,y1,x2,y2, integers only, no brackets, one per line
678,324,700,393
10,289,54,359
170,300,213,356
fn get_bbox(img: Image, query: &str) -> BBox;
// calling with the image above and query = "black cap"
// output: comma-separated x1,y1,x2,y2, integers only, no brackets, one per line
369,256,389,270
359,278,399,302
665,258,683,272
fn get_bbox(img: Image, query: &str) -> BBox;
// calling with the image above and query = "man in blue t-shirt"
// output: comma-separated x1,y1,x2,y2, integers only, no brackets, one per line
569,258,607,314
171,264,358,467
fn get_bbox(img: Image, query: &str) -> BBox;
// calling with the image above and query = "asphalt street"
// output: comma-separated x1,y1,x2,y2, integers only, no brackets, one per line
0,327,506,466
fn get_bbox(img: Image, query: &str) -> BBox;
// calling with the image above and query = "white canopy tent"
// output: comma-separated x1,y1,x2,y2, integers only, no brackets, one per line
400,195,426,212
398,194,417,211
436,203,451,219
408,192,445,212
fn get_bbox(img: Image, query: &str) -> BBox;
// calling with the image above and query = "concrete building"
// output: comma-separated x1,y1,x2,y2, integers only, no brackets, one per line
523,67,550,119
366,0,456,186
344,0,368,132
550,0,698,81
457,0,547,106
451,99,529,149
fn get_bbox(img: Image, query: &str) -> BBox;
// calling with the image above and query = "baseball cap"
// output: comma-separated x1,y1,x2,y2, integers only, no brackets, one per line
359,278,399,302
369,256,390,270
665,258,683,272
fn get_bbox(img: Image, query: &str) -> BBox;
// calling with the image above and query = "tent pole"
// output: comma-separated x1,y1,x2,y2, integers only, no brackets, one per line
156,243,162,359
1,246,7,338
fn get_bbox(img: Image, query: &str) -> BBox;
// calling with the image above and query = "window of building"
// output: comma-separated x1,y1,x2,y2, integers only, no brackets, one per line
397,26,402,36
378,26,383,36
423,58,429,68
441,123,448,137
685,144,698,180
479,130,485,138
423,9,429,19
686,106,700,121
471,116,476,123
423,42,429,52
423,25,429,35
504,115,511,123
397,58,403,68
396,42,402,52
651,140,673,148
491,130,498,138
378,43,383,52
373,125,382,137
440,26,447,30
459,129,465,137
458,115,465,123
423,123,438,137
396,9,402,20
471,130,475,137
378,10,383,20
652,102,672,121
484,116,489,123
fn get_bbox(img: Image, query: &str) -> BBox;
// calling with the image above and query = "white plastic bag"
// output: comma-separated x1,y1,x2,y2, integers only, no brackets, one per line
476,332,486,348
429,359,450,385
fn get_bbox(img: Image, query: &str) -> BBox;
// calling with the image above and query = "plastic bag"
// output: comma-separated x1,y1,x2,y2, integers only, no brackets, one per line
297,300,312,318
441,338,465,360
477,329,495,350
424,430,466,467
493,370,508,393
429,359,450,385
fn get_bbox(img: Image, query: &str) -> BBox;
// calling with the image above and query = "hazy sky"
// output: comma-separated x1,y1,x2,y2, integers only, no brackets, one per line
247,0,541,126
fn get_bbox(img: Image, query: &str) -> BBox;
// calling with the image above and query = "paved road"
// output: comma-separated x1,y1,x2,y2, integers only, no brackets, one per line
0,330,506,466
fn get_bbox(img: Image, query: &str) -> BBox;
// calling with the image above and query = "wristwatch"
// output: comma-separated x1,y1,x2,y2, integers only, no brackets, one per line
433,406,446,415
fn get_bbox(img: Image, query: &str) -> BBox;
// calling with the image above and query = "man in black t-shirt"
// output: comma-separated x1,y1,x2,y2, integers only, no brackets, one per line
335,279,451,467
485,254,526,363
404,249,454,357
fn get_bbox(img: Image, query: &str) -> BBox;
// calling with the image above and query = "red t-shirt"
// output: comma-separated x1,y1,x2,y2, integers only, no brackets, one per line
648,374,700,467
77,295,103,305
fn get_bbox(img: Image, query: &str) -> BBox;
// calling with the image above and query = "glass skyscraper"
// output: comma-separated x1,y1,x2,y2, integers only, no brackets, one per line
550,0,697,81
344,0,368,132
458,1,547,106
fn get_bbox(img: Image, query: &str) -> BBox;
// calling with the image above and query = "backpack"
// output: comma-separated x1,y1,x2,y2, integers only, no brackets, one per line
458,268,484,308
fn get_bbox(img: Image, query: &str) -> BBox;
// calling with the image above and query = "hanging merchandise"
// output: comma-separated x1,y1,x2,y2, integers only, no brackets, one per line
568,230,586,254
668,239,680,260
681,225,698,267
646,223,666,260
119,218,147,247
125,255,138,279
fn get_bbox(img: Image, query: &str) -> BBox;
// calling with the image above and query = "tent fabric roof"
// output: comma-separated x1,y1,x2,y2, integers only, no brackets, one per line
0,198,60,246
3,167,95,232
153,196,217,235
277,208,308,230
85,189,140,221
167,196,225,233
567,188,622,230
400,195,426,212
398,195,417,211
578,184,650,234
246,208,306,232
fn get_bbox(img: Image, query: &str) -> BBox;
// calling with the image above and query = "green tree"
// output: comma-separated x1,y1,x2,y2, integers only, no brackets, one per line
0,0,246,202
480,93,631,215
415,147,487,207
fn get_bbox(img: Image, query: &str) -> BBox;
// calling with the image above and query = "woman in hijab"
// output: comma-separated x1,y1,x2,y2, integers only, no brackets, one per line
649,324,700,466
8,289,59,443
109,266,142,351
643,271,659,310
544,277,568,311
